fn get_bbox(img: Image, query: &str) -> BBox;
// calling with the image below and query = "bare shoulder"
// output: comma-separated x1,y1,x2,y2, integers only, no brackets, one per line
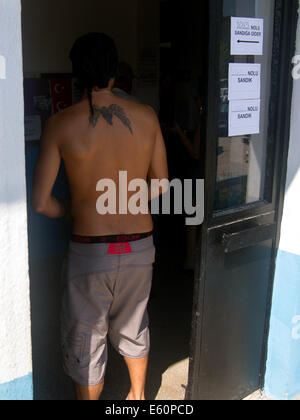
132,101,157,119
43,102,84,141
113,93,156,120
52,101,85,126
126,100,159,130
139,105,161,136
141,104,159,123
41,112,64,145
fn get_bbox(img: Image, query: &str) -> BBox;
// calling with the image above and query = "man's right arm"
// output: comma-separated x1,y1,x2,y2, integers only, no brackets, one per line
32,115,69,219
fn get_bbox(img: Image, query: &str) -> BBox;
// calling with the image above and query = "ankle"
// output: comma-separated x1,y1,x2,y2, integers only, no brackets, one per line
127,390,145,400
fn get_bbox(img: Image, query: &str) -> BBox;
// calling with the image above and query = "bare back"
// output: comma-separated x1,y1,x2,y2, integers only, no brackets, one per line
57,92,164,236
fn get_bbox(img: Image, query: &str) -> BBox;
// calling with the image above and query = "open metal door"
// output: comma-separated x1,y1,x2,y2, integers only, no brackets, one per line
187,0,298,400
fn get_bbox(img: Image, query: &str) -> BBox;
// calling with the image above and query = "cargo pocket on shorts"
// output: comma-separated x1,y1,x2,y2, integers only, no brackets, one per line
62,330,89,369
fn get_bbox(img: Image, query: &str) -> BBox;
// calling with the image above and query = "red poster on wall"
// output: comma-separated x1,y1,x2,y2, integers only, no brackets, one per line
49,79,73,114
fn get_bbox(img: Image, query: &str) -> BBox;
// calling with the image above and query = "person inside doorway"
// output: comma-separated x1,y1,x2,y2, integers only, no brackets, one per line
171,82,206,270
31,33,168,401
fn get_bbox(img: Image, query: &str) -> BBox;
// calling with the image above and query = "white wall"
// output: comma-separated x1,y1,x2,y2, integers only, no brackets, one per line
277,7,300,256
264,2,300,400
0,0,32,396
21,0,139,75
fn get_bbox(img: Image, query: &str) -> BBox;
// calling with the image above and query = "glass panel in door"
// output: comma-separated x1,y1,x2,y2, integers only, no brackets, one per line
214,0,275,211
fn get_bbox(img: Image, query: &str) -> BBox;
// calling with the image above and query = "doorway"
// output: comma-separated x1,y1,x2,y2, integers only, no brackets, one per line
21,0,297,401
21,0,207,400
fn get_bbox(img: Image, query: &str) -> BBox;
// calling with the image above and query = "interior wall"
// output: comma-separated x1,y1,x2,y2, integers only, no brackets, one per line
136,0,160,110
21,0,139,75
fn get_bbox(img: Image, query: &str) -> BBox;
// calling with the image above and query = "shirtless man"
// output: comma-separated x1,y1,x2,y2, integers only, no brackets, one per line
32,33,168,401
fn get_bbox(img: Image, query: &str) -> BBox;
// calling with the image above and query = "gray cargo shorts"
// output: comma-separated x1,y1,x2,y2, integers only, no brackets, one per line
60,236,155,387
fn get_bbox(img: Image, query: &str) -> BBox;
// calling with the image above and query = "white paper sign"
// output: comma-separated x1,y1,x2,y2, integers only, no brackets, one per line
229,63,261,100
229,99,261,137
231,17,264,56
25,115,42,142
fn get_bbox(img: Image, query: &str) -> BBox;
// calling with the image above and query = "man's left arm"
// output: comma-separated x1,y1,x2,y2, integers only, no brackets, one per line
32,116,69,219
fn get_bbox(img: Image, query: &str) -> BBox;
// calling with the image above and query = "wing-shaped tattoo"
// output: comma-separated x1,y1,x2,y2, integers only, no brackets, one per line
109,104,133,135
89,104,133,135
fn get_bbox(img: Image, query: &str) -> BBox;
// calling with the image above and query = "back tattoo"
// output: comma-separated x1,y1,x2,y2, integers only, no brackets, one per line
89,104,133,135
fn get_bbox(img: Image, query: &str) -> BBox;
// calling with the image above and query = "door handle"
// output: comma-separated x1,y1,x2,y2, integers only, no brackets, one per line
222,223,276,254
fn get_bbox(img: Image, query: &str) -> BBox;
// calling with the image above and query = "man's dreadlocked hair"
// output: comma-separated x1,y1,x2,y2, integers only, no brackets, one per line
69,33,119,118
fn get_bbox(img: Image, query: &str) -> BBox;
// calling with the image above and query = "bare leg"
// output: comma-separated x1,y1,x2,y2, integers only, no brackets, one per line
75,381,104,401
124,355,149,400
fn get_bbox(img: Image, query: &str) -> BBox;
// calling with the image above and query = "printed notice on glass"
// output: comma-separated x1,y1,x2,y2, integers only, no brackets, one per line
229,63,261,101
231,17,264,56
228,99,261,137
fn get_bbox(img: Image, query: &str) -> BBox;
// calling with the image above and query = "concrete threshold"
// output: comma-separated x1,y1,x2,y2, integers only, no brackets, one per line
243,390,271,400
155,358,189,400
